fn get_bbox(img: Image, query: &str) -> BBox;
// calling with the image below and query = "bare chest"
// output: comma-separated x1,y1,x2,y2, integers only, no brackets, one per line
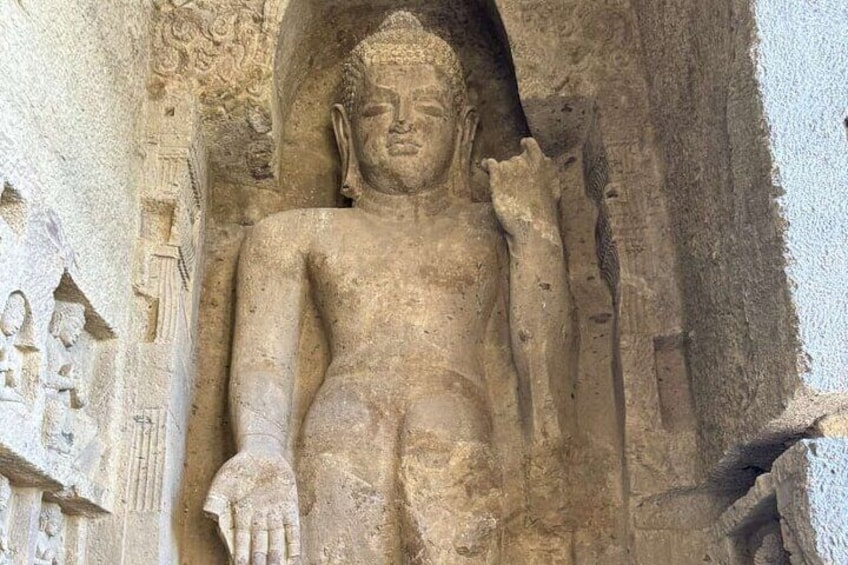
308,213,503,325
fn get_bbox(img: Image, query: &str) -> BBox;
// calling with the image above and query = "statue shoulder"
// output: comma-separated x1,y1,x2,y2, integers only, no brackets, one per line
246,208,341,249
459,201,500,232
240,208,346,268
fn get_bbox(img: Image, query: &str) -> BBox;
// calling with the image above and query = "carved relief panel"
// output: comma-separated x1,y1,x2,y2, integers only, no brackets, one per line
0,170,118,563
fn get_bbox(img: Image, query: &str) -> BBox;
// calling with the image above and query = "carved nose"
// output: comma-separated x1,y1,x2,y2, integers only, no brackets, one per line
392,102,413,133
391,116,412,134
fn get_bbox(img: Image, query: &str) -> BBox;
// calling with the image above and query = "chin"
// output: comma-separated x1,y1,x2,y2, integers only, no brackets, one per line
388,161,448,189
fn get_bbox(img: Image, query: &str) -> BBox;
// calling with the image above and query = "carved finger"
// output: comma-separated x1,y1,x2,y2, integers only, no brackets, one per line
233,504,253,565
203,492,235,555
267,527,284,565
203,494,229,520
284,522,301,563
251,511,269,565
280,482,301,564
217,505,235,557
251,530,268,565
484,160,504,186
520,137,544,165
265,505,286,565
234,527,251,565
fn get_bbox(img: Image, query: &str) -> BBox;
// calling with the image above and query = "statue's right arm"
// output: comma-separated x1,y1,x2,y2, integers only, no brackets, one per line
230,215,308,458
206,214,308,564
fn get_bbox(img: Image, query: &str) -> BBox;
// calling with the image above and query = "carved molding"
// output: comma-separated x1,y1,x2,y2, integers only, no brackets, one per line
150,0,283,105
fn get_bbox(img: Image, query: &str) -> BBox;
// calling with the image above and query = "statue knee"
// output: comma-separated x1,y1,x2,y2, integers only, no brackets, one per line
300,382,380,453
399,434,503,564
402,389,490,445
399,396,503,562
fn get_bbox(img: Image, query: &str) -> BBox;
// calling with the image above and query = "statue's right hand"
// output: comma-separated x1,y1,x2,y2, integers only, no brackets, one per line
204,450,301,565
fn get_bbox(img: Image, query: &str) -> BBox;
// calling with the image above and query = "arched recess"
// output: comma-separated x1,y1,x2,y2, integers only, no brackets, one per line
178,0,630,561
269,0,530,208
262,1,623,561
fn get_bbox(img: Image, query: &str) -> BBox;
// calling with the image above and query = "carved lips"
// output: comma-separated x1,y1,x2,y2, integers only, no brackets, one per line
386,135,421,156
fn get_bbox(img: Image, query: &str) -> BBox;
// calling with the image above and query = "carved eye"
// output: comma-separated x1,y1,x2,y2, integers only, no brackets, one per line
416,103,446,118
361,104,392,118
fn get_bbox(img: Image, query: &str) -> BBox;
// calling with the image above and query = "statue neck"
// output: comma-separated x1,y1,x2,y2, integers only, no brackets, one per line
354,183,453,221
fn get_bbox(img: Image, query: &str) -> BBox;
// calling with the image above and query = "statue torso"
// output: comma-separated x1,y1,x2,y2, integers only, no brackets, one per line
305,201,504,384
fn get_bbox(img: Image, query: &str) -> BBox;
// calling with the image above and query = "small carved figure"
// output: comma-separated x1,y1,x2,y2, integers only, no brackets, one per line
42,302,87,454
0,475,12,564
206,11,570,565
751,522,791,565
0,292,26,403
34,503,64,565
754,531,790,565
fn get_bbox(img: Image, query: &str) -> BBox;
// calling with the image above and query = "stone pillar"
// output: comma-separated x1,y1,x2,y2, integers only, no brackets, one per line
115,94,207,564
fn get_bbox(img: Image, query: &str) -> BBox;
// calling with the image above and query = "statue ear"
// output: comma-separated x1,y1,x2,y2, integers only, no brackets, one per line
460,105,479,170
455,105,479,198
331,104,361,199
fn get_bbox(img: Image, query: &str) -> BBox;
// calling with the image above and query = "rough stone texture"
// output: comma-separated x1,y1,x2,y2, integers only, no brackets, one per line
100,95,208,564
163,0,841,562
0,1,154,563
0,0,151,332
632,0,848,480
0,0,844,563
754,2,848,396
632,0,795,475
714,439,848,564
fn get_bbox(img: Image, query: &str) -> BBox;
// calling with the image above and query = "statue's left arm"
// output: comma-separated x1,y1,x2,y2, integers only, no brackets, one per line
486,138,572,445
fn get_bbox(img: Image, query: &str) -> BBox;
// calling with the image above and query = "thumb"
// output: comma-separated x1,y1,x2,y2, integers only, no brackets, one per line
204,493,229,520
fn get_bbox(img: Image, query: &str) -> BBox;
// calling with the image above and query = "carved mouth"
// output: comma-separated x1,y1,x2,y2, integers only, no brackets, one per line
387,137,421,155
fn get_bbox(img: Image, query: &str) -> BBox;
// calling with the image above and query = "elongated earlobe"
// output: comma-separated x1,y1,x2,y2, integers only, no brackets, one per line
461,106,479,172
454,105,479,198
331,104,362,199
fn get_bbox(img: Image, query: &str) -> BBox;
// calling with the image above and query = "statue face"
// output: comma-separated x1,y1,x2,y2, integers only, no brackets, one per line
44,516,60,537
0,294,25,337
40,505,62,537
350,63,458,194
58,315,84,348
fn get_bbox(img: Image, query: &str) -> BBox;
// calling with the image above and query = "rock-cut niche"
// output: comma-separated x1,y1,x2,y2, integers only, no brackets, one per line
248,1,584,560
267,0,539,466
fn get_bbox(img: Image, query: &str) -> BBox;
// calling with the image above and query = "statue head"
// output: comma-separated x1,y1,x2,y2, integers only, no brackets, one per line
0,293,25,338
39,503,62,537
333,11,478,199
49,302,86,348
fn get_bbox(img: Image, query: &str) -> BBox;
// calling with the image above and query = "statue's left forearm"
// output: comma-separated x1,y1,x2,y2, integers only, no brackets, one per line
507,228,572,444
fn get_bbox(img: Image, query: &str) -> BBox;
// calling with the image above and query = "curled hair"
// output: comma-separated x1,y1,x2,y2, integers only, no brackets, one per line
340,11,466,116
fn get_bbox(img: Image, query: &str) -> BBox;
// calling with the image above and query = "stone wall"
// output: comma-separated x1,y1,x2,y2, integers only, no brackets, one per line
633,0,848,479
0,1,153,562
632,0,801,478
154,0,848,562
0,0,151,330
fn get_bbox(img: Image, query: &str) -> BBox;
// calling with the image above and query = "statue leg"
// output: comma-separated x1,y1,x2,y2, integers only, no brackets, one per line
298,379,401,565
399,383,503,564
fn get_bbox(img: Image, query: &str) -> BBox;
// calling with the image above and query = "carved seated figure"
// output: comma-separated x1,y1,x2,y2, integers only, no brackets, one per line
34,503,64,565
0,292,26,403
42,301,87,455
206,11,569,565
